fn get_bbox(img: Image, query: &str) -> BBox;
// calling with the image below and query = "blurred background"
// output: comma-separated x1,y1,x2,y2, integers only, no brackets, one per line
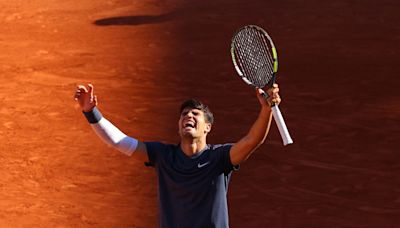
0,0,399,227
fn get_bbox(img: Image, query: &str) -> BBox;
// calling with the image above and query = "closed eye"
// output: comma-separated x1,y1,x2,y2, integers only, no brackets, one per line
181,109,201,117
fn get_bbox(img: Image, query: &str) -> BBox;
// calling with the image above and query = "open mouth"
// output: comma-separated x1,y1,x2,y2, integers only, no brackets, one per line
184,122,195,129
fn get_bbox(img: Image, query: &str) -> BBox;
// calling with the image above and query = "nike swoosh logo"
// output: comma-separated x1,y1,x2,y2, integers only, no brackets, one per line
197,161,210,168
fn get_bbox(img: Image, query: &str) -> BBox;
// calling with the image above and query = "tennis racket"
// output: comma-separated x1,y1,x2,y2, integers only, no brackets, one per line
231,25,293,146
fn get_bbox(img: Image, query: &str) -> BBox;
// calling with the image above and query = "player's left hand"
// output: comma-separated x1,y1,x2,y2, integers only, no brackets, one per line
256,83,281,108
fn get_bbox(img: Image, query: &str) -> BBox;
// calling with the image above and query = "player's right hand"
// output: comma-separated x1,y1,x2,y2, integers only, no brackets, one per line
74,84,97,112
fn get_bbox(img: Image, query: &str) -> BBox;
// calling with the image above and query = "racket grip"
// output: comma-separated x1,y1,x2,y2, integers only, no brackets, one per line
271,105,293,146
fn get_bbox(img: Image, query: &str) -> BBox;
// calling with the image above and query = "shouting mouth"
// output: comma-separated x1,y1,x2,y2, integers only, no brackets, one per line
183,121,196,130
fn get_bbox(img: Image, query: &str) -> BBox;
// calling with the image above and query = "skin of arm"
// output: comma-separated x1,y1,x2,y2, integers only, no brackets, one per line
229,84,281,166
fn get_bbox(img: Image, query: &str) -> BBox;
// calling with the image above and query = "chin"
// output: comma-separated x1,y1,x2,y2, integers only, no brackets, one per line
180,131,196,138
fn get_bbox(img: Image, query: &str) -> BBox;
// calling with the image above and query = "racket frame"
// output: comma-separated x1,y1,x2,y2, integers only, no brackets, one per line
231,25,278,88
230,25,293,146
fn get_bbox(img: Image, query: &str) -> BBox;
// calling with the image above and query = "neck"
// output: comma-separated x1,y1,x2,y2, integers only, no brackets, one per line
180,137,207,157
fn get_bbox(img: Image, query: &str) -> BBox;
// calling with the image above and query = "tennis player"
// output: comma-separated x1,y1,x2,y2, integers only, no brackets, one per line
74,83,280,228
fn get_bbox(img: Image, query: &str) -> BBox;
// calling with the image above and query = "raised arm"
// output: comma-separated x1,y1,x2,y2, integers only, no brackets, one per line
229,84,281,166
74,84,148,162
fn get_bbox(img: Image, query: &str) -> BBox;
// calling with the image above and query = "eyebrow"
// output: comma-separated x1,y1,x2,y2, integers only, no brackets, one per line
181,108,202,114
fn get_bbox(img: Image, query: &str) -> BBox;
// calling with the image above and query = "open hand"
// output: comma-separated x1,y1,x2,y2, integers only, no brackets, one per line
74,84,97,112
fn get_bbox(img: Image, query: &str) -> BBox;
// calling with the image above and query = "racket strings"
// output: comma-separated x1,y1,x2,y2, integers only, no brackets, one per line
233,33,258,85
233,27,275,88
237,31,266,87
254,29,275,79
234,36,255,85
246,29,268,87
249,28,273,86
247,28,274,85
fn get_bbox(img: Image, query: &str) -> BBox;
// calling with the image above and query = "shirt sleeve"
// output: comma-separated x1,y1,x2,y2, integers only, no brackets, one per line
216,144,240,174
144,141,164,167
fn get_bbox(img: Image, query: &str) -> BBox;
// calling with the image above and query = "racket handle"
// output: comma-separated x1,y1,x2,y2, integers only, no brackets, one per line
271,105,293,146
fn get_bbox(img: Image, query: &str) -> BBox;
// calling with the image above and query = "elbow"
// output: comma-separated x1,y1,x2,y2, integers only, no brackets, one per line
117,147,133,156
100,137,130,155
115,137,138,156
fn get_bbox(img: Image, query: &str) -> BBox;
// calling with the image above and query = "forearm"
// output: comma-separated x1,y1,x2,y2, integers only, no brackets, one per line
230,106,272,165
242,106,272,149
83,107,138,156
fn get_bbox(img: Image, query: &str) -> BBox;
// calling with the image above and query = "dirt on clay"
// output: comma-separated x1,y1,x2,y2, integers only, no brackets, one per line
0,0,399,227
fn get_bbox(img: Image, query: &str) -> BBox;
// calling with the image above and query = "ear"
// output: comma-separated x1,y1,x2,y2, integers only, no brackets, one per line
204,123,212,134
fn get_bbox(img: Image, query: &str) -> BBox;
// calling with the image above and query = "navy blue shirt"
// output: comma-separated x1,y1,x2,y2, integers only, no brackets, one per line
145,142,238,228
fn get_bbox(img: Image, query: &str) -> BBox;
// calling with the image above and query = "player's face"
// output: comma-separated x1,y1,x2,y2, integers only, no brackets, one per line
178,108,211,139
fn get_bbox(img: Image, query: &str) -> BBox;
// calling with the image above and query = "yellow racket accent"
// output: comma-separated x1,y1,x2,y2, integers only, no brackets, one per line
272,47,278,73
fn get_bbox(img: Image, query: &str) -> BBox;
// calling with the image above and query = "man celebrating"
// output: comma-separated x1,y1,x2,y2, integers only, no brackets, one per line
74,83,280,228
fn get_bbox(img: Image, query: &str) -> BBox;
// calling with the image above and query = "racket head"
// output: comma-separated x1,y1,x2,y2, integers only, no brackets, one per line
230,25,278,89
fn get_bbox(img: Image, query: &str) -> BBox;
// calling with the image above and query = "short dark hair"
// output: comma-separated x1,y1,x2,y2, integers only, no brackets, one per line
180,99,214,124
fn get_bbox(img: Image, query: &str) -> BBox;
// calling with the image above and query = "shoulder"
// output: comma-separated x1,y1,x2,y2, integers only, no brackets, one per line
207,143,233,160
144,141,179,167
144,141,179,153
208,143,239,173
209,143,233,152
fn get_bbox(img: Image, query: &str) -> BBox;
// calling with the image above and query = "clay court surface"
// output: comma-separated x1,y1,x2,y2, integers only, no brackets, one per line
0,0,399,227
